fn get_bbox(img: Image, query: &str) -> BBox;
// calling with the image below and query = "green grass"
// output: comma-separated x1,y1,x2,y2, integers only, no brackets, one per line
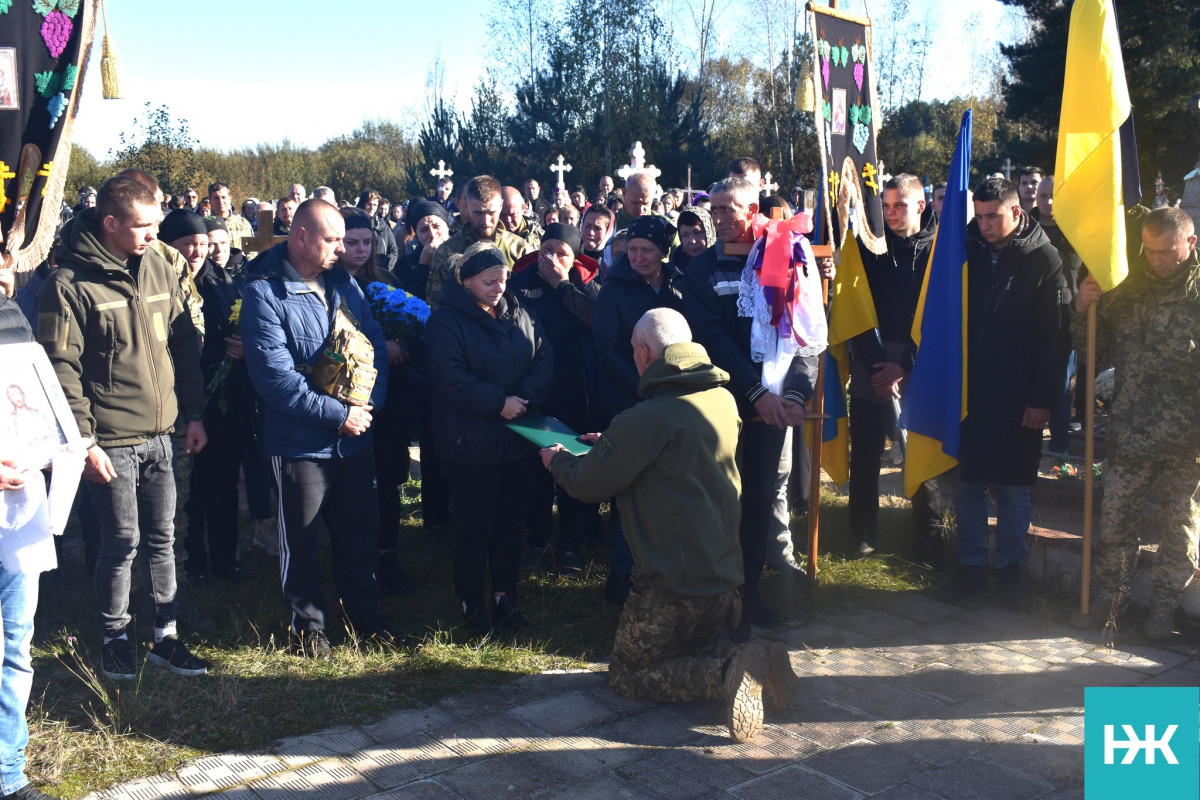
27,480,931,798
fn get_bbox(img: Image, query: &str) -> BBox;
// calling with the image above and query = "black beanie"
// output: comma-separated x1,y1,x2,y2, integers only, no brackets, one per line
407,200,450,229
340,208,373,231
203,217,228,234
626,215,675,256
542,223,582,255
457,247,507,281
159,209,208,243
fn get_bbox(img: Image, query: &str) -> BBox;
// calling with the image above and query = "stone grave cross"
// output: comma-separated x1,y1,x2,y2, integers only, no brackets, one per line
550,154,572,190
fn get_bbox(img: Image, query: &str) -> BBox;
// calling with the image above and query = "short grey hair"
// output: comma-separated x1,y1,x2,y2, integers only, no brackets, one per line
633,308,693,360
312,186,336,205
711,176,758,208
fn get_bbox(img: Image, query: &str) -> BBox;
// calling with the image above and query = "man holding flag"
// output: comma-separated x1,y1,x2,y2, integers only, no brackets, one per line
950,176,1071,606
1069,207,1200,638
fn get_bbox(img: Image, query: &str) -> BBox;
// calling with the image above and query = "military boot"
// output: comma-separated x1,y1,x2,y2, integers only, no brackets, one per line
724,644,767,743
1142,603,1176,640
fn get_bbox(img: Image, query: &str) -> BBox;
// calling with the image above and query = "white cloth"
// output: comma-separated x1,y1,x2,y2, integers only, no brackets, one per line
0,451,82,574
737,235,828,394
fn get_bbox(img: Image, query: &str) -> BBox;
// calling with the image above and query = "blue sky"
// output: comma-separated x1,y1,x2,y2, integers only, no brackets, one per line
71,0,1019,158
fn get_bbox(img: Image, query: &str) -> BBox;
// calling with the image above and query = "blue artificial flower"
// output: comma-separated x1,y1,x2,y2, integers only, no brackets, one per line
366,282,390,299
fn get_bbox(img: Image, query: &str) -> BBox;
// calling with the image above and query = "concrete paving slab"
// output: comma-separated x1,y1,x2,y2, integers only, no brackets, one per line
619,748,753,800
507,689,623,735
725,764,864,800
909,755,1055,800
801,737,935,794
341,735,467,789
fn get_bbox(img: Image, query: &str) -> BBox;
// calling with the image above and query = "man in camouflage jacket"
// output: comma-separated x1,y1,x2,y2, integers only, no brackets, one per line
1070,207,1200,639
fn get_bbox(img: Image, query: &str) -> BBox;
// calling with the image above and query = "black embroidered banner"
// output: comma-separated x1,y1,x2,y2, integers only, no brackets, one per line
809,4,884,251
1,0,95,272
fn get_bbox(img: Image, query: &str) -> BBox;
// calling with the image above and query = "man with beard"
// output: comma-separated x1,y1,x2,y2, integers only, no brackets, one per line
427,176,531,308
501,186,542,250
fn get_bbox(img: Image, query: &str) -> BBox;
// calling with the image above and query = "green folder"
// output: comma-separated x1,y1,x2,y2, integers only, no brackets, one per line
506,415,593,455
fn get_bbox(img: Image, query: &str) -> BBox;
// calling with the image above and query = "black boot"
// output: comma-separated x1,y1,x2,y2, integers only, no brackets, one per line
377,551,415,597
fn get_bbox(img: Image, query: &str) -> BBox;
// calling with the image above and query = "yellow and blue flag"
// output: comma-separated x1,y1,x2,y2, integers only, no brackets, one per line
1054,0,1135,292
900,109,972,498
811,231,879,486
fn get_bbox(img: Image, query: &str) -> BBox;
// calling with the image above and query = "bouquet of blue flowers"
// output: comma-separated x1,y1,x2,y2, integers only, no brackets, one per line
365,282,431,349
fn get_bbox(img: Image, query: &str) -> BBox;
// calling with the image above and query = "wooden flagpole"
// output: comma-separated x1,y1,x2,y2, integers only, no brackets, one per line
808,278,829,577
1080,303,1097,614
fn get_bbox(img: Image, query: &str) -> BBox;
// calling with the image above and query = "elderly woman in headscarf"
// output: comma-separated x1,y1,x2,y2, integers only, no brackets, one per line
424,243,554,635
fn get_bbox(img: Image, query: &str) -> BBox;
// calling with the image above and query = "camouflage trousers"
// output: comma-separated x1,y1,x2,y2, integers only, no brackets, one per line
608,583,741,703
1094,456,1200,610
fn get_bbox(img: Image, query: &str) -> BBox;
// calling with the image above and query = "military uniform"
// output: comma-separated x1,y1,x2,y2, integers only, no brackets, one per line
1074,248,1200,610
426,225,530,309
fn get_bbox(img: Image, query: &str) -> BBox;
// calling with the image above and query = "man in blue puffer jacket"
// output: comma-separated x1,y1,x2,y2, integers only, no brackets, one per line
241,200,390,657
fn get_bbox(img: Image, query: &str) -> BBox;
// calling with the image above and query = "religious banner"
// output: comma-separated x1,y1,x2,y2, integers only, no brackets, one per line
1,0,99,273
809,3,885,255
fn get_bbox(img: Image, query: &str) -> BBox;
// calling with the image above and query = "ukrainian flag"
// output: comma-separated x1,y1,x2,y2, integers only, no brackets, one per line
814,232,879,485
900,110,971,498
1054,0,1133,291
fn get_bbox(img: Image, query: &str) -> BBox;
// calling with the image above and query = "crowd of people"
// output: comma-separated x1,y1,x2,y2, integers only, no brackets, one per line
0,153,1198,797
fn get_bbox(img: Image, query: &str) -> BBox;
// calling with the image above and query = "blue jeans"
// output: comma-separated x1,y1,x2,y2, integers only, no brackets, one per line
88,434,179,637
954,481,1032,569
0,564,36,795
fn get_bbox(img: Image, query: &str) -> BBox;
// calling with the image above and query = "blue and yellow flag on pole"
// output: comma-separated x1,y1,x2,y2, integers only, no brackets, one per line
1054,0,1133,292
812,232,879,485
900,109,972,498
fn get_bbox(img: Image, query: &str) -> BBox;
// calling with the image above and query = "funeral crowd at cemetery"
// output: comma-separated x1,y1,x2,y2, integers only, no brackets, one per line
2,1,1200,795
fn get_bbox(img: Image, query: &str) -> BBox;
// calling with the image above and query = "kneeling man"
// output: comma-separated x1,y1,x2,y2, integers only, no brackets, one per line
540,308,796,742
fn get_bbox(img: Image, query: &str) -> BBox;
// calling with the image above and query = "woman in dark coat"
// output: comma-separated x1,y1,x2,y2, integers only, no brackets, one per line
425,243,554,634
338,208,415,597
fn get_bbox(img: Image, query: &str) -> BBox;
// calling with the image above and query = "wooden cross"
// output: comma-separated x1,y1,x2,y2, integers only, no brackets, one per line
1001,157,1014,181
238,208,289,255
763,171,780,195
430,160,454,181
550,154,572,190
682,165,700,204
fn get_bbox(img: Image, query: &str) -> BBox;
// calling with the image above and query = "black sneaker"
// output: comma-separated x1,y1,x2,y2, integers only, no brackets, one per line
147,637,209,676
3,783,63,799
493,595,528,630
521,543,553,573
100,637,136,680
291,629,332,660
937,565,988,603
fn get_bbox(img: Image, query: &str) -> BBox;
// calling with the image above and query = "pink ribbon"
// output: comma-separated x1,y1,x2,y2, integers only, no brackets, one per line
750,211,813,290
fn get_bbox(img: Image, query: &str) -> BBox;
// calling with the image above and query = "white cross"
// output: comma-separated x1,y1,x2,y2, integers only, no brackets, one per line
683,165,700,203
616,140,661,181
550,154,573,190
763,171,780,195
429,160,454,181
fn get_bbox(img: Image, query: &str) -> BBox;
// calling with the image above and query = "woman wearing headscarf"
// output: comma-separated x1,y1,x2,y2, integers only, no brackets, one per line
424,243,554,635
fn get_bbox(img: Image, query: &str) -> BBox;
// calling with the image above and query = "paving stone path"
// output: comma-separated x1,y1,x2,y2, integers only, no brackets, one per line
85,594,1200,800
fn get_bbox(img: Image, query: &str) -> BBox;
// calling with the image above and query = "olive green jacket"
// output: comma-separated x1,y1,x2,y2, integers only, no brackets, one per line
426,224,530,309
550,342,743,596
37,208,206,446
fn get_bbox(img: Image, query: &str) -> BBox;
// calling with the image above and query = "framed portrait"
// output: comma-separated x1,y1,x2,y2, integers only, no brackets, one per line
0,48,18,111
0,342,80,470
832,88,847,136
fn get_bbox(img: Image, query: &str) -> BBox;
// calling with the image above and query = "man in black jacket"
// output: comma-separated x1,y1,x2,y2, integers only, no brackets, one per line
848,174,942,563
684,177,815,630
948,176,1070,606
